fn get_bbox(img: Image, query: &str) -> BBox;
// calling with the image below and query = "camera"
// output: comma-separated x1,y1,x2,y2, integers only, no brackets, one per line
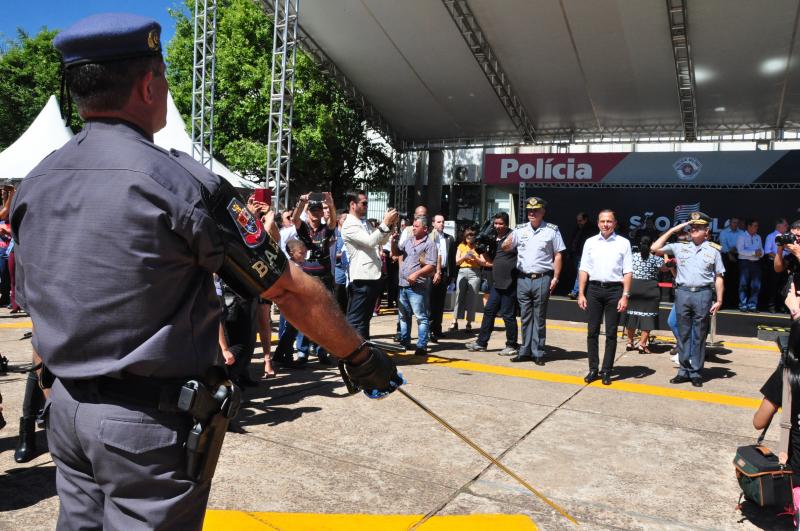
776,232,799,246
474,219,497,256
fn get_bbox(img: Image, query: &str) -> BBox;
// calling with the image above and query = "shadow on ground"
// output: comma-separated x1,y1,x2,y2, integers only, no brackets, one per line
0,463,56,511
737,500,794,530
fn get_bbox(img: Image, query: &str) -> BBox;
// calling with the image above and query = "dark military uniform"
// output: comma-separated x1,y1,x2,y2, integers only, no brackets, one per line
10,14,259,530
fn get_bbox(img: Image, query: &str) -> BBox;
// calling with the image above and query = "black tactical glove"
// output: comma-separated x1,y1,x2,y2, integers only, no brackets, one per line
339,346,405,399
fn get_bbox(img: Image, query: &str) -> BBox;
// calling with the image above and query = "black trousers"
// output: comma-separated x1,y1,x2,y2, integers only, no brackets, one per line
347,279,383,339
722,254,739,308
334,282,349,315
476,284,518,348
429,275,449,336
586,283,623,372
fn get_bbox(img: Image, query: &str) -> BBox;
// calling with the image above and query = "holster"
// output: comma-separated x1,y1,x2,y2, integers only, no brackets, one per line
177,371,241,482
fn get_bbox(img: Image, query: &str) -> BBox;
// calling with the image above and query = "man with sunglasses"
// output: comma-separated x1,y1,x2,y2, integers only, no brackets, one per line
651,212,725,387
502,197,565,365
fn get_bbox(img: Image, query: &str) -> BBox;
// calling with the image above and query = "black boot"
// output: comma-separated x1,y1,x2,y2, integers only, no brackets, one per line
14,415,37,463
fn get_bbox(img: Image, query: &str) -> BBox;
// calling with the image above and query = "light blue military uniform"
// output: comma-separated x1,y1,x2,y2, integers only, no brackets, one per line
509,212,566,361
662,234,725,380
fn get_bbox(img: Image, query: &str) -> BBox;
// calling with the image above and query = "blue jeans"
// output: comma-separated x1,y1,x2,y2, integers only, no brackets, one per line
399,286,429,348
570,258,581,295
738,260,761,310
668,304,695,354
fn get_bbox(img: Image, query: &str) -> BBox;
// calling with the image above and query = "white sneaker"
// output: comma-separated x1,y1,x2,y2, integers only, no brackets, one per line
670,353,680,367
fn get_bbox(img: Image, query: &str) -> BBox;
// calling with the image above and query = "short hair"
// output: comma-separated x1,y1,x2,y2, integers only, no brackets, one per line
286,239,306,255
777,217,788,225
746,218,758,227
492,212,509,225
345,190,366,207
414,215,429,227
576,212,588,220
66,55,163,113
434,213,445,221
598,209,616,221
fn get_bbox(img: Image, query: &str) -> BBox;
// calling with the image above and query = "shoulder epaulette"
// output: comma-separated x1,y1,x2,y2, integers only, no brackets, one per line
708,241,721,251
546,223,559,231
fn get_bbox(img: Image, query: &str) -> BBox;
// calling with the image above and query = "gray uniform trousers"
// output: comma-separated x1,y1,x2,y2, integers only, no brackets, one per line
517,275,551,359
674,287,713,379
47,378,211,530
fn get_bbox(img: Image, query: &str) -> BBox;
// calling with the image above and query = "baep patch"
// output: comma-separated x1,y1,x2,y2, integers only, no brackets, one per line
227,198,266,248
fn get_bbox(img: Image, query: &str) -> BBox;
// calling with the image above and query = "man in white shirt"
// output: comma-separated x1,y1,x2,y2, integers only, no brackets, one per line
430,214,455,339
736,218,763,312
578,210,633,385
342,190,399,338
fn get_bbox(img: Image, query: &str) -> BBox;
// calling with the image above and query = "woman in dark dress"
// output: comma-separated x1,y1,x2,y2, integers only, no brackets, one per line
620,236,665,353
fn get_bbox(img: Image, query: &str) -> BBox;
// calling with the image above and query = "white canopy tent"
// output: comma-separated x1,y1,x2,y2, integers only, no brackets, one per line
0,92,253,190
154,92,255,190
0,95,73,180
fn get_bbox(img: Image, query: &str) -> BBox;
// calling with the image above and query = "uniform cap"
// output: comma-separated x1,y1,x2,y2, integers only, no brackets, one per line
687,211,711,226
53,13,162,67
525,197,547,210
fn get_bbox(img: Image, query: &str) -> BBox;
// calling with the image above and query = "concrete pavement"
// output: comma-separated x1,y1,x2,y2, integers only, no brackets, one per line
0,307,790,530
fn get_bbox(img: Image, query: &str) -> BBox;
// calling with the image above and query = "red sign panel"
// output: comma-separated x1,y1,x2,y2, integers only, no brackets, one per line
483,153,629,184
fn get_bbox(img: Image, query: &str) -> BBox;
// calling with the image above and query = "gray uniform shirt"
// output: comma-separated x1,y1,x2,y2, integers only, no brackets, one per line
662,241,725,287
509,221,566,274
11,120,226,379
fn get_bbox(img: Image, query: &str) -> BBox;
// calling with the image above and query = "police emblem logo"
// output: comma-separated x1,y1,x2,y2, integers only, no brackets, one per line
147,29,160,51
690,212,700,220
227,199,266,248
673,157,702,181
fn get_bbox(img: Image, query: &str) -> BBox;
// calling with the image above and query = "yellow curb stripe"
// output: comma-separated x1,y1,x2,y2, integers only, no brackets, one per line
407,354,763,410
0,321,32,329
448,317,781,353
203,511,538,530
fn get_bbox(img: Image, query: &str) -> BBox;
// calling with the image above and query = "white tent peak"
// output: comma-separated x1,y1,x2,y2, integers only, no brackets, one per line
154,92,255,189
0,95,73,180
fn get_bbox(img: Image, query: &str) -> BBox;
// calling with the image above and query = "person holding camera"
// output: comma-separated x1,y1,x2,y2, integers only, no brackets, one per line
342,190,399,339
502,197,565,365
774,221,800,316
651,212,724,387
764,217,790,313
451,226,488,332
466,212,519,355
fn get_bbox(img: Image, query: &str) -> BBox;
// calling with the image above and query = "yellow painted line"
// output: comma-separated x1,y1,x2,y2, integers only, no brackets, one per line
406,354,763,410
449,316,780,353
0,321,32,329
203,511,537,530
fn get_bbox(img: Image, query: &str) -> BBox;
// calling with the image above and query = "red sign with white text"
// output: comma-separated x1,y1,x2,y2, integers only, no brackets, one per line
483,153,629,184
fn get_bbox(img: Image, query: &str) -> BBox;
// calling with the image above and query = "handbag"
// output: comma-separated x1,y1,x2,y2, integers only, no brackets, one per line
734,368,795,507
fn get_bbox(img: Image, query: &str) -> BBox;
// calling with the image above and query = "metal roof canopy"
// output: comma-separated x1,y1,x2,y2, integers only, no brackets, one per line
281,0,800,150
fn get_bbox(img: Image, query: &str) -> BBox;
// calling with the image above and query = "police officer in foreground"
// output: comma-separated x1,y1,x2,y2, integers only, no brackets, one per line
11,14,402,529
502,197,565,365
651,212,724,387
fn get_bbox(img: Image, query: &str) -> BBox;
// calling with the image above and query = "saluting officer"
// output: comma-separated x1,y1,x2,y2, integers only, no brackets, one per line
12,14,401,529
502,197,565,365
651,212,724,387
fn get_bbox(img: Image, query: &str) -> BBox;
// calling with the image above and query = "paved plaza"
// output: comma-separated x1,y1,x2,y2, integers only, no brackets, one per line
0,305,790,530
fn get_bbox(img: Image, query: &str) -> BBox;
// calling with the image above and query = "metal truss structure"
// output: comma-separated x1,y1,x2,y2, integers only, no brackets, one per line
190,0,218,169
264,0,299,210
442,0,537,143
294,28,399,149
666,0,698,142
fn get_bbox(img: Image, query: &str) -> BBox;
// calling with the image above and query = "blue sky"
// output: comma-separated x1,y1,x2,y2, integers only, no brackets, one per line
3,0,183,45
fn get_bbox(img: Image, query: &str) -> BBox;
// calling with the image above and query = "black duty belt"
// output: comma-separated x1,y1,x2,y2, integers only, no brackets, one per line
588,281,623,288
675,284,713,292
524,270,553,279
60,374,187,412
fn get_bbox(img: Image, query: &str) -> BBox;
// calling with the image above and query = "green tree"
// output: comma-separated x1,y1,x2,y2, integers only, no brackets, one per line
166,0,394,200
0,29,80,150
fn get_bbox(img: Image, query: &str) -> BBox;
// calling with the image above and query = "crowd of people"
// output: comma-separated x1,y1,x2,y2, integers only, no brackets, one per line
216,193,800,396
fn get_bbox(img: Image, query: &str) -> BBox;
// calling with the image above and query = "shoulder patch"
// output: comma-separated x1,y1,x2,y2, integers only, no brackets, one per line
708,242,721,251
546,223,559,231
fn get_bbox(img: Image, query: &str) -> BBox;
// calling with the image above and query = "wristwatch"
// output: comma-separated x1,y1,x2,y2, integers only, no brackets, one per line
622,291,631,297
